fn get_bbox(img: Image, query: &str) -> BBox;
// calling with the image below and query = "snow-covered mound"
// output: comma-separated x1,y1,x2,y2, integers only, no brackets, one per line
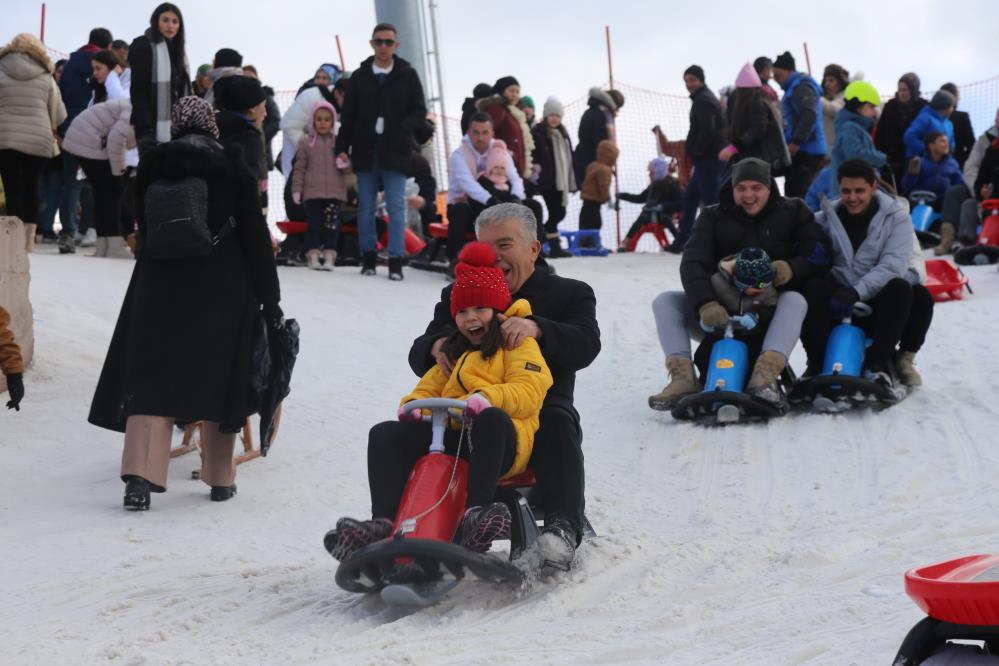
3,247,999,665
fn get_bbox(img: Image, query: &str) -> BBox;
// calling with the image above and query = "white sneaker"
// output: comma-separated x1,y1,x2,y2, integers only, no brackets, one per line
80,228,97,247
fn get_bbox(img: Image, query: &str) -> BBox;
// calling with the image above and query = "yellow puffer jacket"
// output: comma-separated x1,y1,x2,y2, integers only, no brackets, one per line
400,299,553,480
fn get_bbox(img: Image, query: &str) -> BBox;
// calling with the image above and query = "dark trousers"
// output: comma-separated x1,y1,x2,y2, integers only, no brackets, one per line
540,191,566,236
367,408,517,519
941,183,971,225
38,158,64,234
579,199,602,231
901,284,934,353
446,200,486,260
0,149,46,225
303,198,341,252
59,152,83,236
78,157,125,237
784,152,824,199
801,276,919,369
677,158,722,247
527,406,585,543
120,168,137,236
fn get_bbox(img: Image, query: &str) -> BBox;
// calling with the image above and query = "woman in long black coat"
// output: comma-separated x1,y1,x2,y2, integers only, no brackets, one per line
89,96,282,510
129,2,192,145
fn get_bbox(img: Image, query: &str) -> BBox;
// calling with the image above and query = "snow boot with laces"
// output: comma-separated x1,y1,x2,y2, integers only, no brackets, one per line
895,350,923,387
538,517,578,572
648,355,699,411
123,475,150,511
746,350,787,406
458,502,511,552
324,517,394,561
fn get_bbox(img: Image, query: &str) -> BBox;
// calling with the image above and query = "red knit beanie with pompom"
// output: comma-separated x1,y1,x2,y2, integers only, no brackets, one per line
450,242,511,317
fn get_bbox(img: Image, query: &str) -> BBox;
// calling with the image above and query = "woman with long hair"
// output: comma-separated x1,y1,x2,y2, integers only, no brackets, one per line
89,50,125,105
718,63,788,173
128,3,191,147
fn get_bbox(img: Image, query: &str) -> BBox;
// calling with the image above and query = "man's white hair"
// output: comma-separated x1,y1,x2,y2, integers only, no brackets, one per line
474,202,538,242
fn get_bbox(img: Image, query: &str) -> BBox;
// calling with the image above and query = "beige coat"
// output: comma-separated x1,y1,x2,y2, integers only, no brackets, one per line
62,99,136,175
0,40,66,158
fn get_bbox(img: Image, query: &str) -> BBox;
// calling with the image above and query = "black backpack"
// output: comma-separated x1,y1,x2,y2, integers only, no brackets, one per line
143,176,235,259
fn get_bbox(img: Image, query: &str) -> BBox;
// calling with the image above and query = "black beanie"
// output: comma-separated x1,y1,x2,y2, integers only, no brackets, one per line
683,65,705,83
214,48,243,68
215,75,265,111
773,51,796,71
732,157,771,187
473,82,493,99
493,76,520,95
930,89,956,111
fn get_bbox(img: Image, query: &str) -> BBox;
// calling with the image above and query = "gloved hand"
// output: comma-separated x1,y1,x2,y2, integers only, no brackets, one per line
262,303,284,329
698,300,729,330
292,192,302,205
772,260,793,286
464,393,491,418
5,373,23,411
397,406,423,422
907,157,921,176
736,312,759,330
829,287,860,320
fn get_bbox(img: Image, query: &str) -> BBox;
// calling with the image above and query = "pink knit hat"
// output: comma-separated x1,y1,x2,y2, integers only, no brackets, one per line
735,62,762,89
485,140,509,174
309,100,337,147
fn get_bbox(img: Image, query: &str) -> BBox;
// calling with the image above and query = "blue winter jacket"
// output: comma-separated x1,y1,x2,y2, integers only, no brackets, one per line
900,153,964,200
58,46,99,136
830,108,887,180
805,166,835,212
902,106,955,159
781,72,826,156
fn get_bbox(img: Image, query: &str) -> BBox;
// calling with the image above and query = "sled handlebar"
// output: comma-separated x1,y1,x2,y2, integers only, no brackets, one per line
401,398,468,454
908,190,937,206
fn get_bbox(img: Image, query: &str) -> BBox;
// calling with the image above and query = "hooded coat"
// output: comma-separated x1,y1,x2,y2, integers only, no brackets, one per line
903,105,955,160
400,299,553,480
477,95,535,178
830,107,887,178
573,88,616,183
215,109,266,180
57,44,101,135
291,102,348,202
0,40,66,158
88,132,280,434
680,178,824,312
61,98,136,174
580,140,619,202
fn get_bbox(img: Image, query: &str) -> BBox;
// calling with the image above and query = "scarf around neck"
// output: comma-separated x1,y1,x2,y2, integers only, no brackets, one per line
153,39,172,142
548,126,575,205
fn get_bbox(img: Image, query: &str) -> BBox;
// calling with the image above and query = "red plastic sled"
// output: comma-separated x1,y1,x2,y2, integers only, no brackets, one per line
905,554,999,625
276,220,426,255
924,259,971,302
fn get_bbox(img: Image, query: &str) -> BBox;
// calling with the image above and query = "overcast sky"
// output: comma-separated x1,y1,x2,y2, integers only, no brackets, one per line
8,0,999,122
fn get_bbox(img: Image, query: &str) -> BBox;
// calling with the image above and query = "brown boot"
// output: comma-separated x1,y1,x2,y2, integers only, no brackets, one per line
895,351,922,387
648,355,699,411
746,351,787,405
933,222,956,256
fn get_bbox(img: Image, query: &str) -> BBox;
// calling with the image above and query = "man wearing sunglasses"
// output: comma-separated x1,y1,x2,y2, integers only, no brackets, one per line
336,23,428,280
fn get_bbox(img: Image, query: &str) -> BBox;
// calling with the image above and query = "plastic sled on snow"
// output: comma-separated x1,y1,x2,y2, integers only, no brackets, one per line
894,554,999,665
954,199,999,266
790,303,906,413
909,190,942,248
671,317,792,425
924,259,971,302
329,398,594,606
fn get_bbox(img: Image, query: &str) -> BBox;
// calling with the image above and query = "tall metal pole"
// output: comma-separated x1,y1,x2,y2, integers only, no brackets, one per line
606,26,621,247
335,34,346,71
428,0,451,165
803,41,812,77
40,3,46,43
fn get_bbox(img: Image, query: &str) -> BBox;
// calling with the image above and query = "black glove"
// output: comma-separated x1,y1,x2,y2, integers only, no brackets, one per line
5,373,24,411
829,287,860,320
262,303,285,329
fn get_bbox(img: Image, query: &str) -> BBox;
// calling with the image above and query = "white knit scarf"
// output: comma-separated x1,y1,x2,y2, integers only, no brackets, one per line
153,39,172,143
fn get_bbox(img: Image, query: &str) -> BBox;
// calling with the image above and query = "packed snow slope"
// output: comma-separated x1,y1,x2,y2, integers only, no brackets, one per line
3,247,999,665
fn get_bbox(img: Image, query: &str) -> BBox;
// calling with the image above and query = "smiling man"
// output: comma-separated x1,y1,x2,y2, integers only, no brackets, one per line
409,203,600,570
649,158,823,412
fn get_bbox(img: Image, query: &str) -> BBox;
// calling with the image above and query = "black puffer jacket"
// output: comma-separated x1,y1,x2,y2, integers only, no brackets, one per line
686,85,726,161
216,109,266,180
335,55,426,173
88,132,280,434
680,178,823,312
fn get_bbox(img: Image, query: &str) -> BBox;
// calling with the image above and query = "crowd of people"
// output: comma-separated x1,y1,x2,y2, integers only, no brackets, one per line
2,5,999,572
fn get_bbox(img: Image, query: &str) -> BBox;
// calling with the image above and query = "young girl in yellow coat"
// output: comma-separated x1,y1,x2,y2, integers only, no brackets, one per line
328,242,553,559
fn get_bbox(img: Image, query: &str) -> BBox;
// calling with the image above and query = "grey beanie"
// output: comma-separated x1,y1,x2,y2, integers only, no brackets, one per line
543,96,564,118
930,89,956,111
732,158,771,186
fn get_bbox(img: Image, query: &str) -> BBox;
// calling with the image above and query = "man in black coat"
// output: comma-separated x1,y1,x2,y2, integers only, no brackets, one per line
336,23,428,280
409,202,601,569
675,65,725,251
941,83,976,169
650,158,823,410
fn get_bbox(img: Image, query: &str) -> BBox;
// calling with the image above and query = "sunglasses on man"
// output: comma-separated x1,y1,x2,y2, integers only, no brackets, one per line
371,38,396,47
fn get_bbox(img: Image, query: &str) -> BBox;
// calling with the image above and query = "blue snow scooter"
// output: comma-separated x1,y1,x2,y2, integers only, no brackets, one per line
671,316,793,425
790,303,907,412
909,190,942,248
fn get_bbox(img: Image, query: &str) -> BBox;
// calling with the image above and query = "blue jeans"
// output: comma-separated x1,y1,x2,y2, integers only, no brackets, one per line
355,159,406,257
676,158,722,247
37,162,63,234
59,152,82,236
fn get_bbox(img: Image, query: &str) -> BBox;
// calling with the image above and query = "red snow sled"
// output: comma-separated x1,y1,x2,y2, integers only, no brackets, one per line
954,199,999,266
924,259,971,302
330,398,589,606
894,554,999,664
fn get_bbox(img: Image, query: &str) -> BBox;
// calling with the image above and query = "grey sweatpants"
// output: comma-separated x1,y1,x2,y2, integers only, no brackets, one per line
941,184,981,242
652,290,807,361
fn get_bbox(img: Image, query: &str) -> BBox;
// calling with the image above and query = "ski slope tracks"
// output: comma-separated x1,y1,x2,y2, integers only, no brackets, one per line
3,247,998,665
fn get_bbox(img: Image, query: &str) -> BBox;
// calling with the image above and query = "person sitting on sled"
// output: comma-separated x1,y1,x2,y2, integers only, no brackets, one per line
476,140,516,201
615,156,683,252
327,241,553,560
799,158,932,390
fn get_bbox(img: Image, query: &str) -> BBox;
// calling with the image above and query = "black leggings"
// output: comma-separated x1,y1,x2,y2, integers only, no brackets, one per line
0,149,46,225
541,191,566,236
78,157,125,237
801,276,931,368
367,407,517,520
579,200,602,231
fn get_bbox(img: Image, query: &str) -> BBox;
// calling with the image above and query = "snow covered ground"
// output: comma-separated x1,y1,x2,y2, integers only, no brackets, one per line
4,245,999,665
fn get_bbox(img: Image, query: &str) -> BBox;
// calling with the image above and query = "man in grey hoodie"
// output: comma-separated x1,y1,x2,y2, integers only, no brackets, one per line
799,159,932,389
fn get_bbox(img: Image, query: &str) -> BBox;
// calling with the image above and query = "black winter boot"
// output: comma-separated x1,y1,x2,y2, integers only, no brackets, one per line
210,484,237,501
360,251,377,276
123,475,150,511
388,257,403,281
